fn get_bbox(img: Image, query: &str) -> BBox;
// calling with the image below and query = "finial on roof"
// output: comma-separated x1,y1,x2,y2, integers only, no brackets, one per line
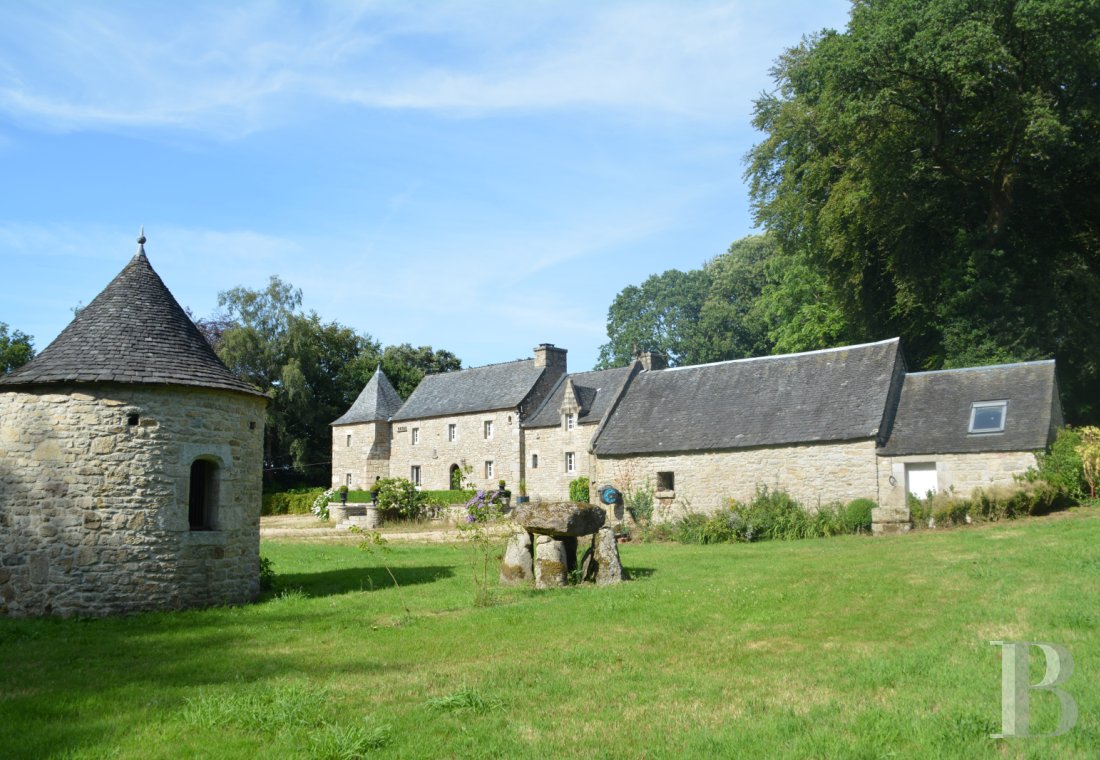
136,226,147,256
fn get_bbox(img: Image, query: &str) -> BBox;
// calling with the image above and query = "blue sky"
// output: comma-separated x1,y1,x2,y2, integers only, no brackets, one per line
0,1,852,372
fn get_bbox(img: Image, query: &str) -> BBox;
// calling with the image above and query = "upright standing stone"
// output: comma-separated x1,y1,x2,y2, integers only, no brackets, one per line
581,527,626,585
534,534,568,589
500,529,533,585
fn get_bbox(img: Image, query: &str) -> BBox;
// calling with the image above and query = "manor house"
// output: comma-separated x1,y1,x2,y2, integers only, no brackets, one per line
332,340,1061,528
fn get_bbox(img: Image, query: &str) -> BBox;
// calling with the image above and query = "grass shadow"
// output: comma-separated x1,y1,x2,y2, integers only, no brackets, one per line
272,565,455,598
624,566,656,579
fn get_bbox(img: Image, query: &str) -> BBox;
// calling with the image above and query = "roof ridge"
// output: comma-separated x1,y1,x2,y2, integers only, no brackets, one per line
659,338,901,373
905,360,1055,377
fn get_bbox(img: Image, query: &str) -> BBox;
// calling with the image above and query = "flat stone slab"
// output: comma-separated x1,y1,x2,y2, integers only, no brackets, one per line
513,501,606,537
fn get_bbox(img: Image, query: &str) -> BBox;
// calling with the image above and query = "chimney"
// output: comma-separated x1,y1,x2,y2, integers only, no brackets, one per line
638,351,667,371
533,343,567,373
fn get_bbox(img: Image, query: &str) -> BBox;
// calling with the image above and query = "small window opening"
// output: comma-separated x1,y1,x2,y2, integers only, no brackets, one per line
532,453,539,469
657,471,675,491
485,460,494,479
346,434,352,447
249,421,257,430
127,414,139,426
188,459,218,531
346,473,352,486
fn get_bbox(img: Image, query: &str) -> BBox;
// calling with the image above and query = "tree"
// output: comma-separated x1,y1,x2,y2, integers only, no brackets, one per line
213,276,380,477
0,323,34,373
380,344,462,399
596,268,712,368
747,0,1100,422
698,235,774,361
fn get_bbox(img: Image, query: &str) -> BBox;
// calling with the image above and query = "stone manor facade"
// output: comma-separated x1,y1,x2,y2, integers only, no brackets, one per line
333,339,1061,531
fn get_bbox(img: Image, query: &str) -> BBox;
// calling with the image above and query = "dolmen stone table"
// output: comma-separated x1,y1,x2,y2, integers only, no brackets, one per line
501,501,626,589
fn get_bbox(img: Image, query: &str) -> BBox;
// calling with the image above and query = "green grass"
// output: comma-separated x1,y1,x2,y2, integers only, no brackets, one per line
2,510,1100,758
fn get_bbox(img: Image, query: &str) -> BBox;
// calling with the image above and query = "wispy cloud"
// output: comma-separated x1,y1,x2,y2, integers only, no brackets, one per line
0,1,842,136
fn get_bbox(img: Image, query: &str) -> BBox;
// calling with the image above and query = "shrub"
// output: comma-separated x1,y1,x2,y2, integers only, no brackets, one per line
569,476,591,503
1029,427,1087,499
375,477,426,520
911,480,1070,529
1079,426,1100,500
419,489,477,506
625,480,655,524
261,488,325,516
842,498,876,534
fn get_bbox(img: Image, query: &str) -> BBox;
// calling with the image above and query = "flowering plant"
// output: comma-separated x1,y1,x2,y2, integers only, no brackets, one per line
311,487,336,521
460,490,505,606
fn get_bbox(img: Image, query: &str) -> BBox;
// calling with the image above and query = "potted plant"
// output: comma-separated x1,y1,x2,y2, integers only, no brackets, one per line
496,479,511,509
369,477,381,506
338,485,348,505
515,479,530,505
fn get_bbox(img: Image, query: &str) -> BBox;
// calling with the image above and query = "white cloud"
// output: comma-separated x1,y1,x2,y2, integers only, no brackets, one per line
0,1,848,136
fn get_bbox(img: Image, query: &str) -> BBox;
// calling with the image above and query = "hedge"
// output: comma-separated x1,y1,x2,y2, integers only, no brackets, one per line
261,488,325,516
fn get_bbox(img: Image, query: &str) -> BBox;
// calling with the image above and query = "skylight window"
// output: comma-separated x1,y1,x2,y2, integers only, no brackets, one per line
969,401,1007,434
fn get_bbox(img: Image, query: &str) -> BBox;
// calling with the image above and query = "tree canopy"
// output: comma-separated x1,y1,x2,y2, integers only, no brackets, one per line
744,0,1100,422
0,323,34,374
207,276,461,483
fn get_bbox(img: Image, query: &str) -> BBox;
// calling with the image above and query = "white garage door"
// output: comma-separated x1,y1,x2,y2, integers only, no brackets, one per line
905,463,938,498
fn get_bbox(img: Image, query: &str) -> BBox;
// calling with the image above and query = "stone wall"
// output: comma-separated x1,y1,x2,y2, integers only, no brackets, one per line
591,439,881,520
0,383,266,617
389,409,523,492
330,421,391,490
524,422,598,502
875,451,1038,508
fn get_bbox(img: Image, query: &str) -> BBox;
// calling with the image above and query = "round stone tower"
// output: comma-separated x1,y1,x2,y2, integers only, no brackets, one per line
0,234,267,617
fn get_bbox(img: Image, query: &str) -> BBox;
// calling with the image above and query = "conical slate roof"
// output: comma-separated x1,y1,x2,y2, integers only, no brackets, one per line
0,237,262,396
332,366,403,425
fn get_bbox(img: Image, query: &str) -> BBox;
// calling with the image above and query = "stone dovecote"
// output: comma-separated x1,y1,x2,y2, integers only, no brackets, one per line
0,233,267,617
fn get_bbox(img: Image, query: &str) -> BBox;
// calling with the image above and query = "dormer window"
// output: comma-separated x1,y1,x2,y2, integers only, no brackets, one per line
969,401,1007,434
565,413,576,431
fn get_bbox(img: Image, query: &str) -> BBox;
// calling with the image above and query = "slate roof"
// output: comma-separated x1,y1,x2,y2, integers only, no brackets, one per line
524,366,634,428
332,366,403,425
877,361,1059,456
591,339,903,456
0,242,262,397
391,359,546,421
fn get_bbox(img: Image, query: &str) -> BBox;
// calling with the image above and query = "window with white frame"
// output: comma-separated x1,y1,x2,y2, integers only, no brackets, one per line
410,465,421,486
565,413,576,430
411,427,420,445
484,420,493,439
484,460,494,479
565,451,576,473
447,423,457,442
969,401,1007,434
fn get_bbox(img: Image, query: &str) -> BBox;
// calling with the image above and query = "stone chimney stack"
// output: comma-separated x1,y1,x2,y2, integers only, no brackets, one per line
533,343,568,373
638,351,667,371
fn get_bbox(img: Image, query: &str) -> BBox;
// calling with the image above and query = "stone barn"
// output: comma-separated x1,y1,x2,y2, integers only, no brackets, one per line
0,235,267,617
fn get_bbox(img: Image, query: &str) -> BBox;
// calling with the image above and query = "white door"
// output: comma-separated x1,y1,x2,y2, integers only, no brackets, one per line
905,463,938,498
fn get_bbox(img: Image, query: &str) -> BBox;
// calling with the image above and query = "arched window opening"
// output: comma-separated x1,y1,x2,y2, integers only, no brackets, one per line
449,464,462,490
189,459,219,530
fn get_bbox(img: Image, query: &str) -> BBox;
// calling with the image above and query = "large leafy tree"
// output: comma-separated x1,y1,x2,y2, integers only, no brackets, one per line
596,268,712,368
214,276,381,477
380,343,462,400
747,0,1100,421
208,276,462,482
0,323,34,374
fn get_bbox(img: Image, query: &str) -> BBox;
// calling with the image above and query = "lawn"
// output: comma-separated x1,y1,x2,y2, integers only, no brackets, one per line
2,510,1099,758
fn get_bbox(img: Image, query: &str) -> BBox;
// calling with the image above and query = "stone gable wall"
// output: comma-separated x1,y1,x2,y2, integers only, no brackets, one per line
592,439,880,520
388,409,523,492
330,421,391,490
524,422,598,501
0,384,265,617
